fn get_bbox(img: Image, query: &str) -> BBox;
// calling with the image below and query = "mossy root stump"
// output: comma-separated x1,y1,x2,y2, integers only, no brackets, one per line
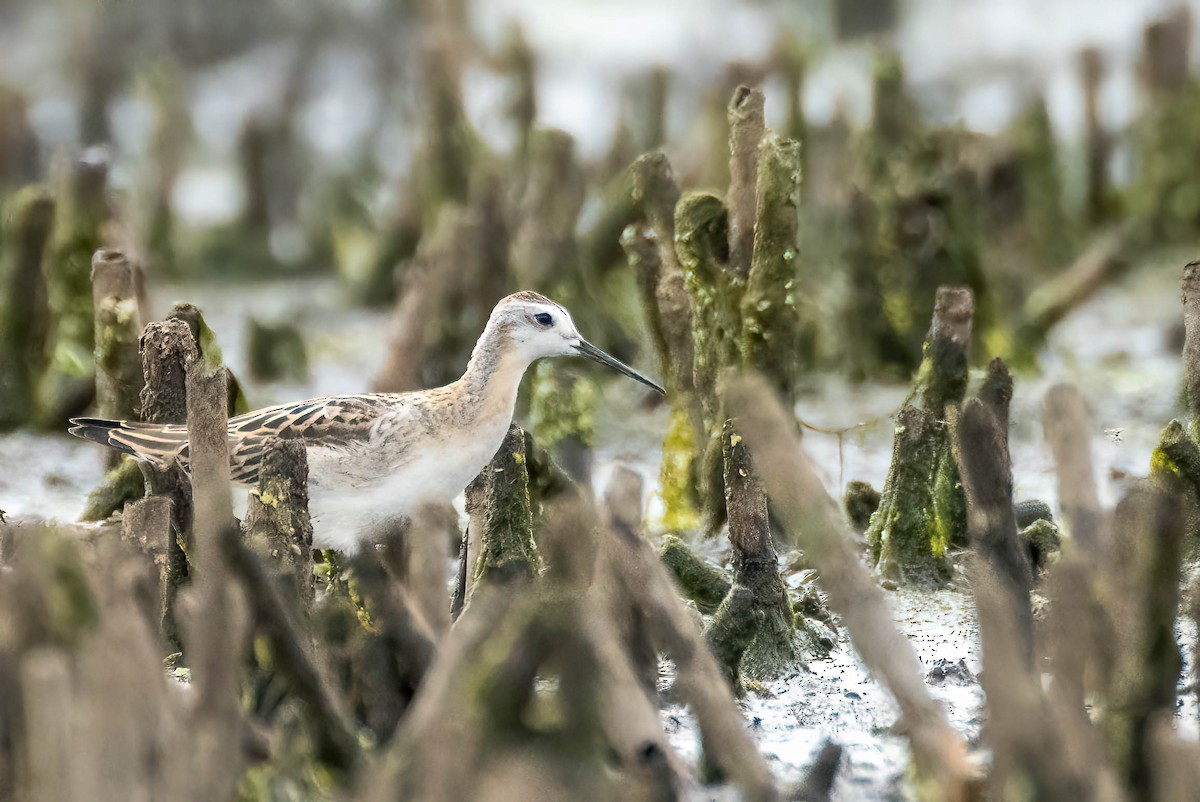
243,438,315,608
706,419,826,684
0,186,55,430
136,317,199,641
627,153,702,531
641,87,810,534
81,249,147,520
38,153,110,427
868,285,973,586
462,423,542,601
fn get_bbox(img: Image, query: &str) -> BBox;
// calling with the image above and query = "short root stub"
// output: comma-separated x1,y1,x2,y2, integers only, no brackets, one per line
844,481,881,533
1019,518,1061,574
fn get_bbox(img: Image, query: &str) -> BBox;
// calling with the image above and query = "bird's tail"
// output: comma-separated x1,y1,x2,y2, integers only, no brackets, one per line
68,417,190,467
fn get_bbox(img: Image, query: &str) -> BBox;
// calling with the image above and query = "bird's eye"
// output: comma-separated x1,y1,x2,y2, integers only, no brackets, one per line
534,312,553,327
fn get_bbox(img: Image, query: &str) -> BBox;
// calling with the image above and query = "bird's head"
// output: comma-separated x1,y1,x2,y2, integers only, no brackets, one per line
489,291,664,394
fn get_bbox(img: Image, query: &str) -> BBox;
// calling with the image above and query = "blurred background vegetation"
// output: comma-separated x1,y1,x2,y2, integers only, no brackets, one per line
3,0,1199,527
5,2,1200,799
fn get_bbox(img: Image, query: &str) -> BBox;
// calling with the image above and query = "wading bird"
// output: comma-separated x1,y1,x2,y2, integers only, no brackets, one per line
70,291,663,552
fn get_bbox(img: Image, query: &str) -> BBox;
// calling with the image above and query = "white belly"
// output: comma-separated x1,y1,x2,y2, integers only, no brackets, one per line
300,424,510,552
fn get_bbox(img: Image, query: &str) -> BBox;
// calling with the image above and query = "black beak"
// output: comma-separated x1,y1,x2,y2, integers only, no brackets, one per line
573,340,665,395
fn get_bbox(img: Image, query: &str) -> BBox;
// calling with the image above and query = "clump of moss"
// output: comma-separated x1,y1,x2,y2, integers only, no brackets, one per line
659,534,731,613
1020,518,1061,573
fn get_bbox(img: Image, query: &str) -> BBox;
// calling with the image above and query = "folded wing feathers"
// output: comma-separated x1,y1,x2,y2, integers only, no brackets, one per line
67,394,395,486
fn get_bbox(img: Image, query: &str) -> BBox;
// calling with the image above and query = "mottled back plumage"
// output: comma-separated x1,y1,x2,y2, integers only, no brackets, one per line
70,394,401,484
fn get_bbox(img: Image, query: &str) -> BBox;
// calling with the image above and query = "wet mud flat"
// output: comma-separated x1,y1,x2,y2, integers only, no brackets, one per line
0,256,1192,797
662,586,982,799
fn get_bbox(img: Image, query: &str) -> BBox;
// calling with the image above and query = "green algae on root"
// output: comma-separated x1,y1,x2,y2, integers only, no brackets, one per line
868,287,973,586
868,407,952,586
676,190,737,533
38,155,110,427
740,133,810,399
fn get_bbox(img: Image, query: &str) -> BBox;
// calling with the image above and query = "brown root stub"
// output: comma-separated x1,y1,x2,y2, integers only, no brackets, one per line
1184,261,1200,440
659,535,731,614
727,86,765,278
1043,383,1105,552
791,740,843,802
138,317,199,646
80,248,146,514
867,286,973,587
956,359,1034,662
181,348,251,786
243,438,315,608
464,423,541,594
629,153,692,396
120,494,173,634
1100,485,1185,796
712,418,819,681
912,286,973,415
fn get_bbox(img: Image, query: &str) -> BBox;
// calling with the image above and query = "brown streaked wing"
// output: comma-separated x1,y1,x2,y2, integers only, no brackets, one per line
223,394,398,484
